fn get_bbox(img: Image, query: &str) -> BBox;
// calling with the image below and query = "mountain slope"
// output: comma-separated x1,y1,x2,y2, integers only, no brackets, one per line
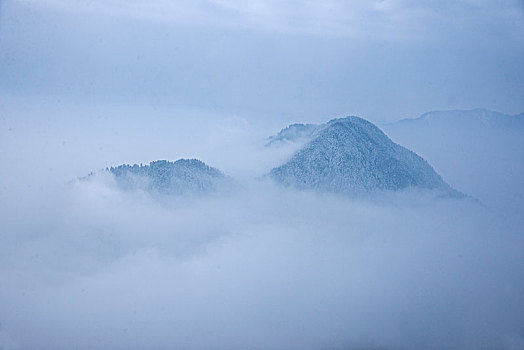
269,116,458,195
106,159,231,195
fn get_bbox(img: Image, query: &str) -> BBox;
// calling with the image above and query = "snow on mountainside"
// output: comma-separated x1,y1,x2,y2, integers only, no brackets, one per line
269,116,461,196
97,159,232,195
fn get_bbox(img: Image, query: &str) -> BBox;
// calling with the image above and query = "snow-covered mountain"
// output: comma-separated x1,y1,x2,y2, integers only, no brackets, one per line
269,116,460,196
105,159,232,195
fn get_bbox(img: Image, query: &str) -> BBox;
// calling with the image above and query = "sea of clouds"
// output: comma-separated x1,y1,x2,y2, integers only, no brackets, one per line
0,97,523,349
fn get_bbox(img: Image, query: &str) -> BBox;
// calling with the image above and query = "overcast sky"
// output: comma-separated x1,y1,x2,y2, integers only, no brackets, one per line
1,0,523,122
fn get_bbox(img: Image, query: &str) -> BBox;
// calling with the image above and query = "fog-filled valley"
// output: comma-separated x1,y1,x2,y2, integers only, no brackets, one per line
1,98,523,350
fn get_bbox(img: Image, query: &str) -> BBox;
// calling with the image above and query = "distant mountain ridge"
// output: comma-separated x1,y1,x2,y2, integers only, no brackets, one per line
105,159,231,195
269,116,461,196
391,108,524,130
266,123,319,146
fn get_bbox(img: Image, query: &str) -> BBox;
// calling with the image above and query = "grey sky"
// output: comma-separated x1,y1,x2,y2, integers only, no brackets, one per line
1,0,523,122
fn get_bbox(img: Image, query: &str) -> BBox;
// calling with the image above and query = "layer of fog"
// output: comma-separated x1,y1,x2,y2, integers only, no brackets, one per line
1,98,523,349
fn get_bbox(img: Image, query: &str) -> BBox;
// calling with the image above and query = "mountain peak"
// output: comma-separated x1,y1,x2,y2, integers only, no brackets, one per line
270,116,460,196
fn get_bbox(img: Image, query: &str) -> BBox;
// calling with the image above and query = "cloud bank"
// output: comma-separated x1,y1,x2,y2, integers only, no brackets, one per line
0,99,523,349
1,172,523,349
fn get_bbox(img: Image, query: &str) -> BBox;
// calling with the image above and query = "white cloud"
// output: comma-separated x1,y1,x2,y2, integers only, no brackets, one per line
1,166,523,349
0,94,523,349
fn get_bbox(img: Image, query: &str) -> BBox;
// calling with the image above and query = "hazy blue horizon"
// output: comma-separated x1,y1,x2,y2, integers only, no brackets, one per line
1,0,523,123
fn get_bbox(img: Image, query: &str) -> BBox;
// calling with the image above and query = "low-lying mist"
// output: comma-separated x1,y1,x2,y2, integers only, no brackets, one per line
1,98,523,349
